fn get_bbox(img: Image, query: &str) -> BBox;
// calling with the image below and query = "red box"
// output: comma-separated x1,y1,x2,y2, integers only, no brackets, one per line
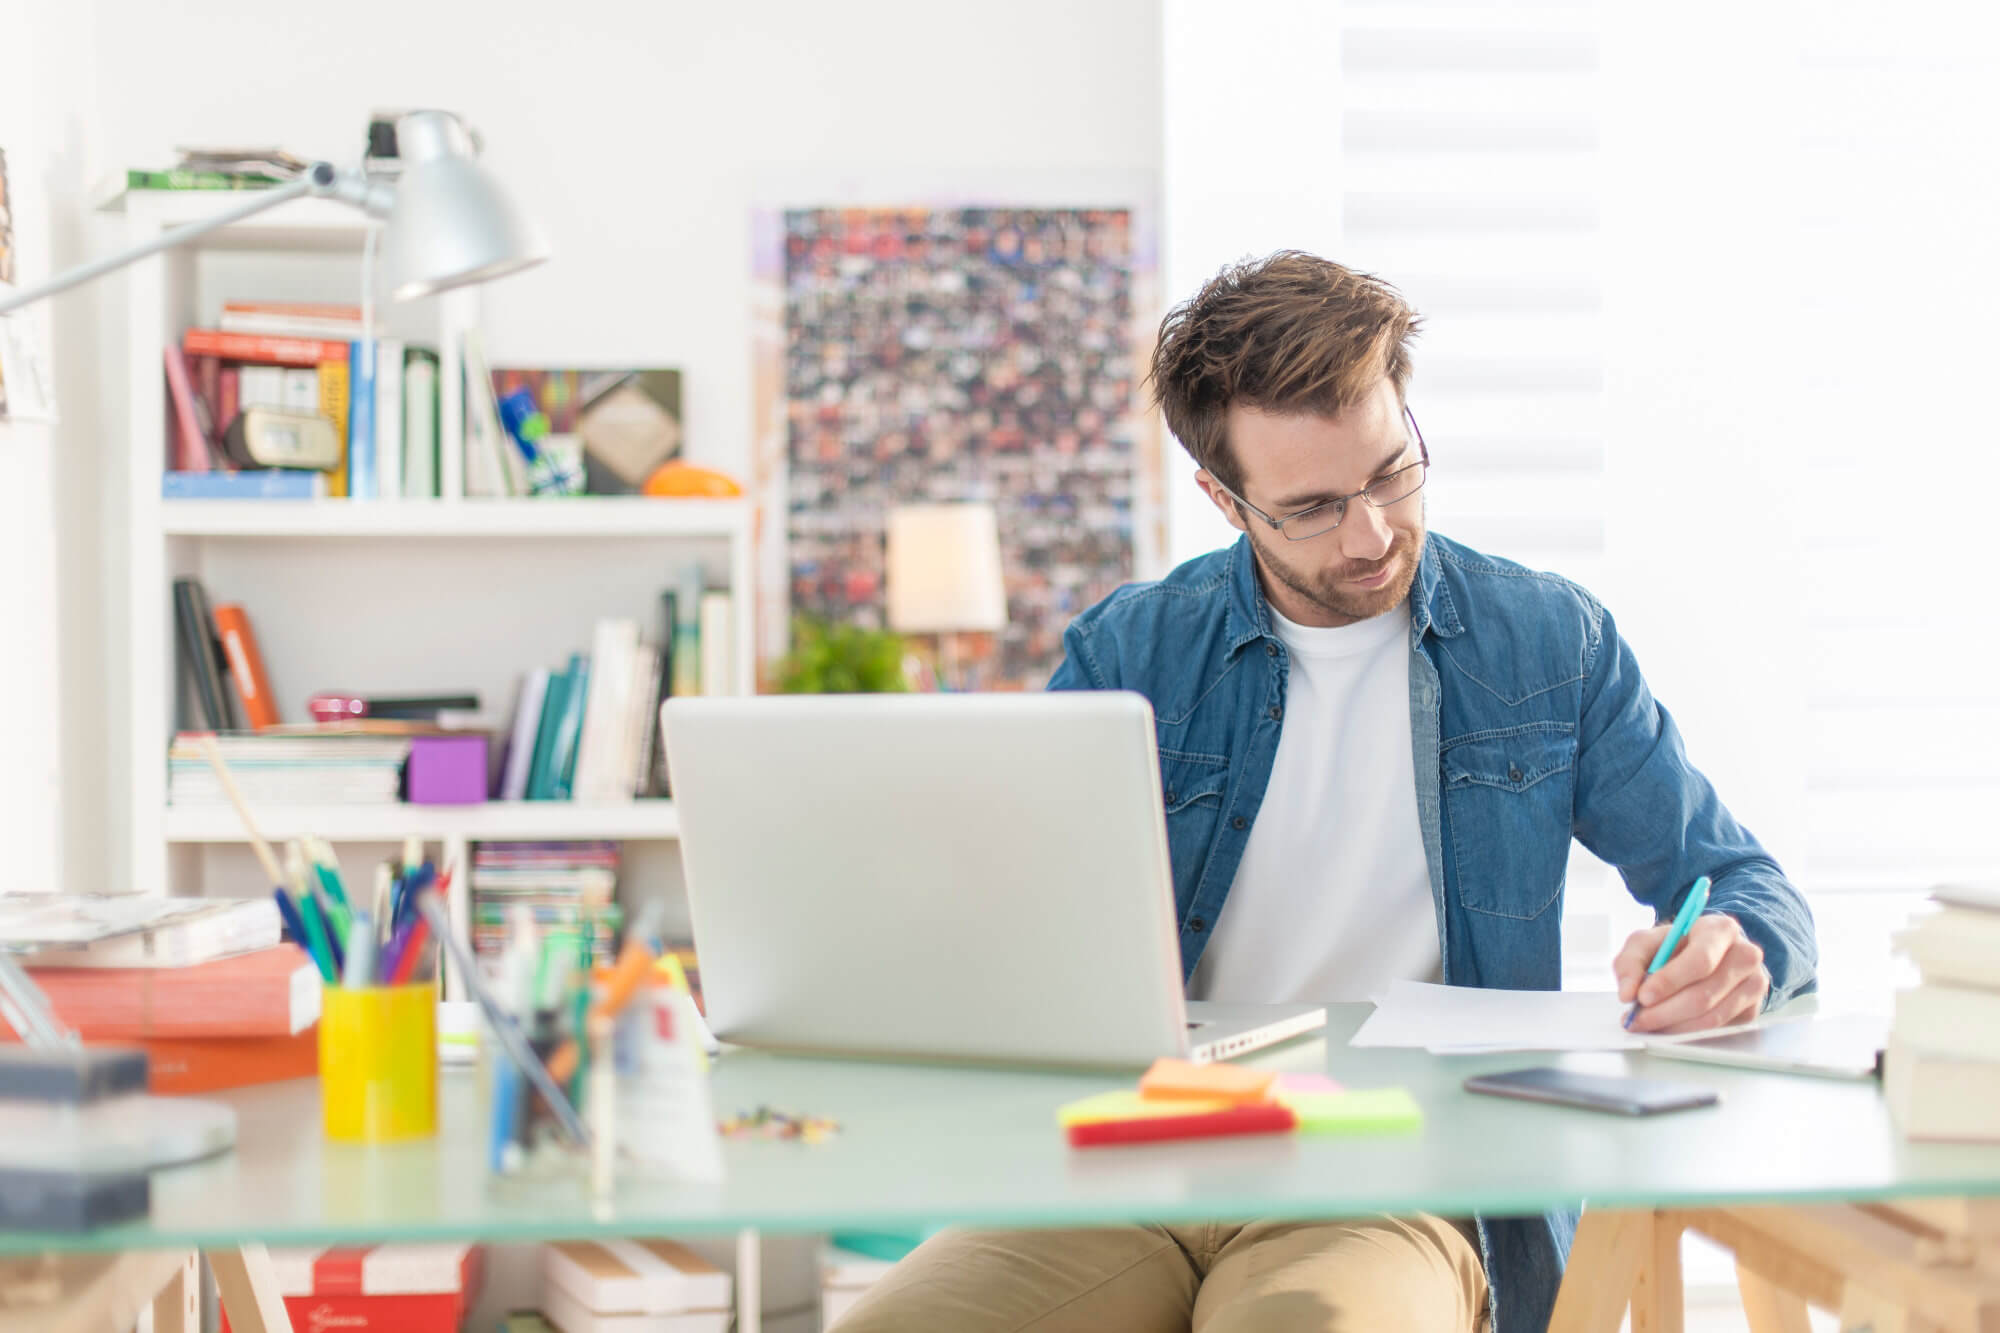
220,1244,484,1333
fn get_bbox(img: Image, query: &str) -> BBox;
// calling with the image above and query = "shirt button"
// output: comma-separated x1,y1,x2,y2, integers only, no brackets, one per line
1232,816,1248,830
1269,705,1283,721
1509,765,1524,783
1266,642,1278,657
1189,917,1207,932
1163,790,1177,805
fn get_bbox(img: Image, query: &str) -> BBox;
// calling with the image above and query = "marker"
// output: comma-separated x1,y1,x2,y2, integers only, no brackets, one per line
1624,875,1711,1029
342,911,377,989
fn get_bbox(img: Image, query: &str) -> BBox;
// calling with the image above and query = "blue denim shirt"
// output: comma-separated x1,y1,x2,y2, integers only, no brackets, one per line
1048,530,1817,1333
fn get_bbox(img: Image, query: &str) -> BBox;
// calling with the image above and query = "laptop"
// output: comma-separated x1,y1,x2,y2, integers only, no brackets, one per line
661,691,1325,1069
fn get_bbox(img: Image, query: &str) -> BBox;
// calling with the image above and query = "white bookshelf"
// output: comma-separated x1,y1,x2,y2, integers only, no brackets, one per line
99,184,755,903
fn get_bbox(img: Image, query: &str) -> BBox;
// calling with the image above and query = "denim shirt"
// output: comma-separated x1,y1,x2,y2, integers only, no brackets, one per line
1048,531,1817,1333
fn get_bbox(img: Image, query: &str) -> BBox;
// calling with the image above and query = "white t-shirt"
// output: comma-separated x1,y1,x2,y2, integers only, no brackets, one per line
1188,601,1442,1005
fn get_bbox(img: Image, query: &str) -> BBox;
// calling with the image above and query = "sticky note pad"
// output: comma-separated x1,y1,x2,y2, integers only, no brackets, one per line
1274,1073,1343,1095
1138,1058,1277,1105
1280,1087,1424,1136
1067,1102,1297,1148
1058,1090,1235,1128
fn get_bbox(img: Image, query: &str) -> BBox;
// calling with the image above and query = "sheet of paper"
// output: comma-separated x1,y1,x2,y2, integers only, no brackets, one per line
1350,980,1642,1053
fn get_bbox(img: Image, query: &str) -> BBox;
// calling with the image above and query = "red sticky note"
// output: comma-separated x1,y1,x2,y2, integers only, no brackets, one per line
1066,1102,1297,1147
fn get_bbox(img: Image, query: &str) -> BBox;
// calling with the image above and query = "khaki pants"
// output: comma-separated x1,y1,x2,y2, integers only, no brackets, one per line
832,1215,1488,1333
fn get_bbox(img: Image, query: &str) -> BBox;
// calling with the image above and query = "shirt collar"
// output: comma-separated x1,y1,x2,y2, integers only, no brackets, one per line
1224,531,1462,656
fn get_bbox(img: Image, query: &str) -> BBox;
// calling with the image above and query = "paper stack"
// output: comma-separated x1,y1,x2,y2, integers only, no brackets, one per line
1885,881,2000,1142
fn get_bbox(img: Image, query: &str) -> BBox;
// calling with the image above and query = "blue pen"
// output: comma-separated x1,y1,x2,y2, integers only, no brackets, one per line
1624,875,1712,1029
271,887,311,951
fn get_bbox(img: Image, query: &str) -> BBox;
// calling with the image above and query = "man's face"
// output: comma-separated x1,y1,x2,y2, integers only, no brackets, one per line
1199,378,1427,628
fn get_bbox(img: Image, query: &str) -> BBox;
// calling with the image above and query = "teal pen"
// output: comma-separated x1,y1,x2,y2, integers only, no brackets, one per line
1624,875,1712,1029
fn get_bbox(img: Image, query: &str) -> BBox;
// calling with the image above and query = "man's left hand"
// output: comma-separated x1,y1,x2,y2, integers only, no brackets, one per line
1613,913,1767,1034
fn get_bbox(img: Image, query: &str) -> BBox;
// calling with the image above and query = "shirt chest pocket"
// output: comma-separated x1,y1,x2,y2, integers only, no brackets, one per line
1158,749,1230,873
1440,726,1577,920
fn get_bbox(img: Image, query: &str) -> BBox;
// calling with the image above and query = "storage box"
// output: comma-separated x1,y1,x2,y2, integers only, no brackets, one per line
820,1245,900,1330
219,1243,483,1333
541,1239,731,1333
405,734,489,804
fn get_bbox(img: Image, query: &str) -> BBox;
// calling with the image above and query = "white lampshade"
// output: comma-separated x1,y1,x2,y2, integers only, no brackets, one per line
384,110,550,301
886,503,1009,634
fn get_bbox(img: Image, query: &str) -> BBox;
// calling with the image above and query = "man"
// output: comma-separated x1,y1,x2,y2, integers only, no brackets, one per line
840,251,1817,1333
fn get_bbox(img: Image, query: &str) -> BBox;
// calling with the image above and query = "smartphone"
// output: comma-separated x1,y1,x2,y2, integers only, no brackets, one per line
1462,1066,1720,1116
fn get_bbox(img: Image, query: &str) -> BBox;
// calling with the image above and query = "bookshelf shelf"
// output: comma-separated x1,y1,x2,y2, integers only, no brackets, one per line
164,800,682,843
161,497,753,539
96,186,373,251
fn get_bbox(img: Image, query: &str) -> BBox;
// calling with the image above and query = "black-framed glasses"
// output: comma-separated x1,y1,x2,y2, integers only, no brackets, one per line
1210,406,1430,542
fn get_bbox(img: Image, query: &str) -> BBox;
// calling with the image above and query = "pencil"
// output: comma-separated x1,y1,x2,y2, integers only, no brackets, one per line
197,733,285,887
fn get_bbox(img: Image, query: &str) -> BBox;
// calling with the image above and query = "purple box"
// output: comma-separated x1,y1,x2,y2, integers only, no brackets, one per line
406,734,490,805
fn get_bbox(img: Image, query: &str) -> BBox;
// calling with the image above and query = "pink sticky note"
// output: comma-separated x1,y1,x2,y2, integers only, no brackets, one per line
1275,1073,1343,1095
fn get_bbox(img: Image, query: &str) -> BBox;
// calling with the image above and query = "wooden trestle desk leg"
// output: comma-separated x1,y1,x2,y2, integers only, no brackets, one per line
206,1243,293,1333
151,1252,200,1333
1736,1263,1813,1333
1549,1208,1660,1333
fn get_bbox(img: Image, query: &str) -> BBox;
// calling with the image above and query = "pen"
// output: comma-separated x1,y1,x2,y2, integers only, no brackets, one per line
294,891,339,985
1624,874,1711,1029
342,911,377,989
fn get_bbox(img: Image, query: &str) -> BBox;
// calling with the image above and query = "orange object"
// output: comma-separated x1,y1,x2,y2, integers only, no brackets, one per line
1138,1058,1277,1106
212,603,280,729
641,461,743,497
1068,1101,1296,1148
0,945,319,1040
140,1029,319,1094
545,933,658,1085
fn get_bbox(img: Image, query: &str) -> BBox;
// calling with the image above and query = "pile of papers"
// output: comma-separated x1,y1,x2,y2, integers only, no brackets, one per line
1350,980,1643,1054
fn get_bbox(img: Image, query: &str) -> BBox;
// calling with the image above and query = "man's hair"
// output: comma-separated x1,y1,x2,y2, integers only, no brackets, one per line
1149,250,1423,493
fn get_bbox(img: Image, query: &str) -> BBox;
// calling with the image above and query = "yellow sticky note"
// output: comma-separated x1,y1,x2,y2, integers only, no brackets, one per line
1279,1087,1424,1135
1057,1089,1235,1128
1138,1058,1277,1105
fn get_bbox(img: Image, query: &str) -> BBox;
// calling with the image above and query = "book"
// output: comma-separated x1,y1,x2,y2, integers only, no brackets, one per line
500,669,552,802
1884,1039,2000,1142
375,336,405,500
162,469,328,500
542,1239,731,1315
163,345,215,472
0,896,281,968
183,328,350,367
549,653,593,800
404,348,440,498
211,603,279,730
221,1244,485,1333
173,577,239,732
647,590,678,797
347,338,378,499
240,364,285,409
1893,984,2000,1063
281,368,320,412
1896,904,2000,991
137,1029,319,1094
460,328,523,497
319,356,352,497
125,169,281,190
573,619,641,803
220,300,365,340
0,946,320,1038
670,570,702,698
526,663,574,802
620,644,664,800
539,1286,729,1333
698,591,733,696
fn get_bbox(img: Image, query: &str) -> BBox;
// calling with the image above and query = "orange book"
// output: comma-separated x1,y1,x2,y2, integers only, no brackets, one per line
182,328,350,366
212,603,280,729
0,945,320,1040
137,1029,319,1094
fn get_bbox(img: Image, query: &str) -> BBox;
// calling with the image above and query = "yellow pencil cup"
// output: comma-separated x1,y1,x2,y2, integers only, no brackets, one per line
319,983,438,1142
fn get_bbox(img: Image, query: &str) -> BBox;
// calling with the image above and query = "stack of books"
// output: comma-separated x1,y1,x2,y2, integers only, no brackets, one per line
1886,881,2000,1142
220,1244,484,1333
471,842,621,985
0,897,320,1094
169,732,411,806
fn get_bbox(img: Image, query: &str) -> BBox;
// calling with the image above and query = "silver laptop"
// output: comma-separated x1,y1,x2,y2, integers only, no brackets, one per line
662,691,1324,1069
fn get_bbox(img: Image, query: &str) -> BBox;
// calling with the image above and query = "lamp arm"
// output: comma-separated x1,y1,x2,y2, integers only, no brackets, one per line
0,162,393,316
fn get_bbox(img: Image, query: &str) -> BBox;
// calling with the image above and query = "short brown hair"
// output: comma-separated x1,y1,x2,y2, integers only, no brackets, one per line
1149,250,1423,492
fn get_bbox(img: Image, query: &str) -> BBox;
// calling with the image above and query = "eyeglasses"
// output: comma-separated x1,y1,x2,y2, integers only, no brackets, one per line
1210,406,1430,542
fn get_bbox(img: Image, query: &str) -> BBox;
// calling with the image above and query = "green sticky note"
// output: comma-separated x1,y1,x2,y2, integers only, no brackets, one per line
1280,1087,1423,1135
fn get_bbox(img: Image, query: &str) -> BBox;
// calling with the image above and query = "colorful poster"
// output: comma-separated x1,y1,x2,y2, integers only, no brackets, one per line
763,206,1157,690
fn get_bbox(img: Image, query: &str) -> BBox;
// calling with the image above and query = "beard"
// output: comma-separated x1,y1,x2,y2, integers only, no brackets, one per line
1248,521,1426,626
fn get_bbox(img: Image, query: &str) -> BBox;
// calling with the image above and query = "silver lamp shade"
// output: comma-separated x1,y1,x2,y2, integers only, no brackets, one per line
385,110,549,301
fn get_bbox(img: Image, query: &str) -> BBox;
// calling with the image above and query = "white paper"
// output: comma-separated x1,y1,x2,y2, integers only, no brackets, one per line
1350,979,1643,1053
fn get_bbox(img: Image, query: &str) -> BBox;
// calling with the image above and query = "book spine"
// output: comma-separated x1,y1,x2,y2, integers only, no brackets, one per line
162,346,213,473
223,300,363,320
499,669,550,802
549,654,592,801
126,169,280,190
183,328,350,366
348,339,378,500
670,574,702,699
239,365,284,409
318,359,351,498
525,668,571,801
217,366,240,439
281,369,320,412
172,579,230,731
187,580,245,732
139,1031,319,1094
162,470,326,500
374,337,404,501
403,350,439,499
650,590,678,797
218,315,367,339
699,591,734,697
213,603,280,730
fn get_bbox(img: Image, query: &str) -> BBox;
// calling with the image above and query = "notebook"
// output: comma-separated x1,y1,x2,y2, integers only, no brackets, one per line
0,896,279,968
